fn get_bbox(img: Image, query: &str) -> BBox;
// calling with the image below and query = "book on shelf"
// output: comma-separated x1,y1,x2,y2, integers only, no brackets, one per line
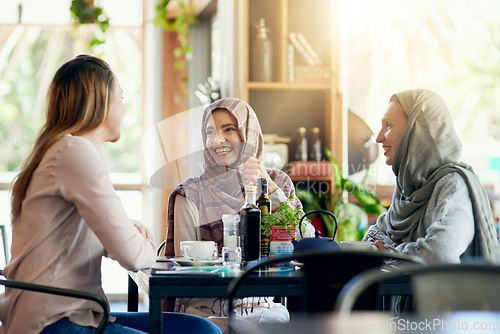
289,32,316,66
288,32,323,66
288,32,330,84
296,33,323,66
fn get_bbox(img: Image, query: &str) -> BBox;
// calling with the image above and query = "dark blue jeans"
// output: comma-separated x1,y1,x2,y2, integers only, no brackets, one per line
40,312,222,334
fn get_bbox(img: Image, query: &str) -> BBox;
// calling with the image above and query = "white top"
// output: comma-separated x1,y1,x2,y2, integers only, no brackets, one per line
0,136,156,334
173,187,315,319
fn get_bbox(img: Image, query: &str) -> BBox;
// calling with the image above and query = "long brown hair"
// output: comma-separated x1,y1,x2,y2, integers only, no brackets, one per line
11,55,115,222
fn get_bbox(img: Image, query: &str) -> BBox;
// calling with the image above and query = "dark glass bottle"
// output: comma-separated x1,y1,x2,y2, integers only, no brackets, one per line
256,178,271,257
240,185,261,264
310,127,322,161
295,127,308,161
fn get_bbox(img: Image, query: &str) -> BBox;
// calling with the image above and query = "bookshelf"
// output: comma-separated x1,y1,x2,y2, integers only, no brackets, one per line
236,0,343,193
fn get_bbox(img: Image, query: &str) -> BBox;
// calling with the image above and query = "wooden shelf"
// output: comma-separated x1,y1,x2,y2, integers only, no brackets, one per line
238,0,342,200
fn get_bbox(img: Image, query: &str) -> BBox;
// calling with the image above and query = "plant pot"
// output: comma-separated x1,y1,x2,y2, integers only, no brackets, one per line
270,226,296,242
269,227,295,266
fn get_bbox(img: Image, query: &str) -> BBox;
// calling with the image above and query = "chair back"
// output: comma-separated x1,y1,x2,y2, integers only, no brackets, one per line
299,250,423,312
0,270,109,334
335,263,500,315
413,266,500,312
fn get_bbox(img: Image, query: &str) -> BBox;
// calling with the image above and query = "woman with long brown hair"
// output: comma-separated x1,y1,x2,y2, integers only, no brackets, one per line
0,55,221,334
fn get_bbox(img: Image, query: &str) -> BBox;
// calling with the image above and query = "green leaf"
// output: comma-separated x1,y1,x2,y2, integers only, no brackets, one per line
174,60,186,70
173,47,183,58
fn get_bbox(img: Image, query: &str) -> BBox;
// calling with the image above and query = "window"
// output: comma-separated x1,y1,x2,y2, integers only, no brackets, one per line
342,0,500,220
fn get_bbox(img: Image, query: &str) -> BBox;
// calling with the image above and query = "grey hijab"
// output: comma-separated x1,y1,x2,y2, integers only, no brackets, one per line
385,89,500,263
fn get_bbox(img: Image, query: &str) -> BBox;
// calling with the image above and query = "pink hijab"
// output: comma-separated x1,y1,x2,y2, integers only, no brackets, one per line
164,98,300,256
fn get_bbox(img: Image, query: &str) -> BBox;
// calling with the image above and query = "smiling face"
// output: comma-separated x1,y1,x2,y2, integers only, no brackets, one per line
205,109,243,167
376,100,408,165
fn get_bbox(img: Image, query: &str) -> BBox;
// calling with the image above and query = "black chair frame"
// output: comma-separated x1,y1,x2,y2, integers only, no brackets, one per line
0,271,109,334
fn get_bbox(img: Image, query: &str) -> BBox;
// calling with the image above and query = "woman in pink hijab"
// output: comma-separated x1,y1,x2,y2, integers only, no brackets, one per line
165,98,308,257
163,98,314,332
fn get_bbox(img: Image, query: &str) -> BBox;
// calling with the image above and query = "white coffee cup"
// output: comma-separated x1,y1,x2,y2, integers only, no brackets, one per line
180,241,218,261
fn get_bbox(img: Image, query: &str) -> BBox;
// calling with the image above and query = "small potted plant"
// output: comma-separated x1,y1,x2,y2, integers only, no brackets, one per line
261,197,303,245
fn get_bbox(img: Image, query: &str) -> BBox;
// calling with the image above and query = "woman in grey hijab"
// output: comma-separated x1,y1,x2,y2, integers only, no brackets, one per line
363,89,500,264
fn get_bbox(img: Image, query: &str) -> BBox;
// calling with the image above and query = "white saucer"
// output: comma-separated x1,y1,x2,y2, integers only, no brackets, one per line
170,257,222,266
290,260,304,267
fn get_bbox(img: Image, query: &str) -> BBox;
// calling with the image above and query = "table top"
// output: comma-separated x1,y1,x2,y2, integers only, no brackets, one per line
129,258,304,299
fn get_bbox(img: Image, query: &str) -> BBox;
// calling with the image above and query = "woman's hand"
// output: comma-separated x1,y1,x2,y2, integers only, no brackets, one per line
241,157,278,193
373,240,387,250
132,220,155,248
373,240,401,251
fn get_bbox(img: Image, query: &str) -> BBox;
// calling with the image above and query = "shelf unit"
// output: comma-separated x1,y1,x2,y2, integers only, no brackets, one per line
237,0,343,187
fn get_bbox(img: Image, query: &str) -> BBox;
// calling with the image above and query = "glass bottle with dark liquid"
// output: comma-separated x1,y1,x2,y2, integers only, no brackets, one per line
256,178,271,257
240,185,261,264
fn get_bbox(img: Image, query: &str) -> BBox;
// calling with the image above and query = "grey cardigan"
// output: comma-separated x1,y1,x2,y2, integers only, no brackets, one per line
363,172,474,263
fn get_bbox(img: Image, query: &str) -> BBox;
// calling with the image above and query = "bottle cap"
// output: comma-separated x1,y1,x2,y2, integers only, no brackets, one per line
312,127,320,133
255,18,269,36
297,127,306,133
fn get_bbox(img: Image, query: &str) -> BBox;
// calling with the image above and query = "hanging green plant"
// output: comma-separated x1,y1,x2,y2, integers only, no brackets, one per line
70,0,110,49
154,0,198,73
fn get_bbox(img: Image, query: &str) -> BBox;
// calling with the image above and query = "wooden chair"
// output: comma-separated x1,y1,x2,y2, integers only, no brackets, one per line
0,270,109,334
335,263,500,315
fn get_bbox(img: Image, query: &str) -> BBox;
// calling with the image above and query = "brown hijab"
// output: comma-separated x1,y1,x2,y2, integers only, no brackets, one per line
164,98,300,256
